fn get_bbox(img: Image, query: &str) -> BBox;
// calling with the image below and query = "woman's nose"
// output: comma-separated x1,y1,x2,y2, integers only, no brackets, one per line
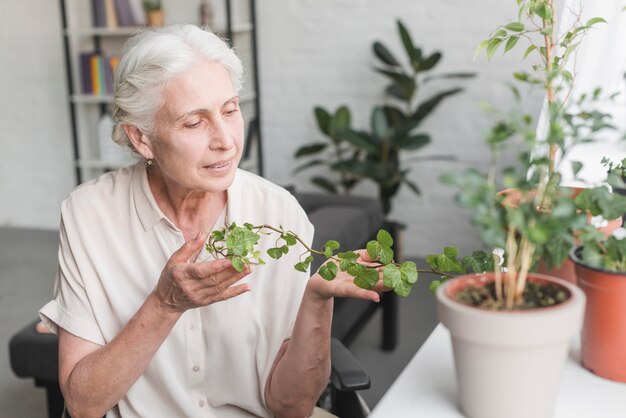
208,119,234,150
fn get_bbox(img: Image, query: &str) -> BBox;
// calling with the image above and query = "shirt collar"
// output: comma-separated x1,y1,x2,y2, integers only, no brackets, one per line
133,163,245,232
133,163,167,231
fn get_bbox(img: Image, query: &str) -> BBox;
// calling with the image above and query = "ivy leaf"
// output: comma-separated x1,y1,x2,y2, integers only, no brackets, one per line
366,240,380,261
377,229,394,247
427,247,465,273
394,280,412,297
462,251,493,273
400,261,418,284
231,256,246,272
354,268,379,289
338,251,360,271
323,240,340,257
428,278,447,294
267,247,284,259
383,264,401,288
211,230,225,241
294,256,314,272
282,233,297,246
319,262,338,280
347,263,366,277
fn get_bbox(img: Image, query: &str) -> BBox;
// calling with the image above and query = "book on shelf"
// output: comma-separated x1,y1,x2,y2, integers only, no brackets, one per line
80,52,120,96
93,0,145,28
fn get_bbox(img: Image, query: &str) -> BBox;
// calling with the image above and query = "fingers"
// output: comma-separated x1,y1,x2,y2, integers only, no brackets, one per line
169,232,207,265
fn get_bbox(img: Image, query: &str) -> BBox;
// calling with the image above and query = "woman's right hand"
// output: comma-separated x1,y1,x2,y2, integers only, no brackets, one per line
153,233,251,313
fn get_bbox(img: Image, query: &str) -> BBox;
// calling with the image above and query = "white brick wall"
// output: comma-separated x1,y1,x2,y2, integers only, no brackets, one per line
257,0,546,257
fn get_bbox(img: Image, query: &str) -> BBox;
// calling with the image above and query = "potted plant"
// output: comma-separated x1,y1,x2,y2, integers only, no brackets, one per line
568,173,626,382
143,0,164,27
294,19,475,217
431,1,626,417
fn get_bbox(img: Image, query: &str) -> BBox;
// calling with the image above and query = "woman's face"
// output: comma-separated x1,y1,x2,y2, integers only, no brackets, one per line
149,59,244,195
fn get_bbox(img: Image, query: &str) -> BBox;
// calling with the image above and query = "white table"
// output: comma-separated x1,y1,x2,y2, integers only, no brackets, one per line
370,324,626,417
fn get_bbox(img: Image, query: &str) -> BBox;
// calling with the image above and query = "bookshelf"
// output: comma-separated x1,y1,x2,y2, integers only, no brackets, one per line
59,0,263,184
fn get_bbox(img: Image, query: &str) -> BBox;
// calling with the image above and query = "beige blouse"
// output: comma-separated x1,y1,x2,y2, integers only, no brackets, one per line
40,163,314,418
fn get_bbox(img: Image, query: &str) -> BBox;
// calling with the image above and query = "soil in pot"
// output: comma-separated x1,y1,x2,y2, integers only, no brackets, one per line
454,280,570,310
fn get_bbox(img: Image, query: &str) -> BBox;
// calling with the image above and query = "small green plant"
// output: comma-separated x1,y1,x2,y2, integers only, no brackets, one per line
578,227,626,272
142,0,161,11
602,157,626,179
205,222,493,297
294,19,474,216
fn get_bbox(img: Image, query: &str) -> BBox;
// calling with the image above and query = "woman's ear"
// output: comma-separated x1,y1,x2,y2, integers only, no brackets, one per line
123,124,154,160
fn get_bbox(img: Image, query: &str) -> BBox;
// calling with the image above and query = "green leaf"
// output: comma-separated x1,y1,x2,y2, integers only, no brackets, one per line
420,52,442,71
474,39,489,60
347,263,366,277
338,129,379,153
319,262,338,280
294,143,327,158
379,246,394,264
395,134,430,150
462,251,494,273
397,20,420,71
383,264,401,288
366,240,380,261
211,230,225,241
354,268,379,289
571,161,583,177
373,41,400,66
311,176,338,194
505,22,524,32
338,251,360,271
314,107,331,136
267,248,283,259
323,240,340,257
403,178,421,195
231,256,245,272
412,88,463,123
333,106,352,132
428,278,446,294
394,280,412,297
487,37,503,59
523,45,537,60
504,36,519,53
400,261,418,284
377,229,394,247
585,17,607,27
534,3,552,20
371,107,389,140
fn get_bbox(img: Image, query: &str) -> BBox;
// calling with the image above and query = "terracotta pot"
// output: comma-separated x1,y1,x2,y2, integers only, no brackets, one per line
146,9,165,27
437,273,585,418
570,246,626,382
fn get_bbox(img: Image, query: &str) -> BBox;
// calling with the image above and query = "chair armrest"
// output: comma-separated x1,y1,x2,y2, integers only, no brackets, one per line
330,337,370,392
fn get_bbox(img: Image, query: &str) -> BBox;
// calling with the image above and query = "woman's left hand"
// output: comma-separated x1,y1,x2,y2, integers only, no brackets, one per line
307,249,390,302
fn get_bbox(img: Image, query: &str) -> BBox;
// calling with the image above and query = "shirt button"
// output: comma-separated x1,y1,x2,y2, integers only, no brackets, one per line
198,400,205,407
192,365,200,372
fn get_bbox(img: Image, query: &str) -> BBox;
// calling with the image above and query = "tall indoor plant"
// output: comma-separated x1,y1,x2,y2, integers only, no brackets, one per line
294,19,475,217
433,1,626,417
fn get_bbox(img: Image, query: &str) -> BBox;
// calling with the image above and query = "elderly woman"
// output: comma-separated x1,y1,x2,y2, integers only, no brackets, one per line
40,24,383,418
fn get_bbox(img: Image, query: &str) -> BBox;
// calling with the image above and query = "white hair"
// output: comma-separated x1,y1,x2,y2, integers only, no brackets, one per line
111,24,244,148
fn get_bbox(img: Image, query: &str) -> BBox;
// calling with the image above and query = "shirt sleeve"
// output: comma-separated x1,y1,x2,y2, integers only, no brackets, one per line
39,200,106,346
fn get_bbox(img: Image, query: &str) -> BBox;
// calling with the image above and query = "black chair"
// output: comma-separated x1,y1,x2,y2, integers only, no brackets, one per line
10,320,370,418
292,192,398,351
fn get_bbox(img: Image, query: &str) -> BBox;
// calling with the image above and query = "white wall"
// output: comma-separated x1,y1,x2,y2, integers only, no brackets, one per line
0,0,75,229
256,0,546,257
0,0,550,258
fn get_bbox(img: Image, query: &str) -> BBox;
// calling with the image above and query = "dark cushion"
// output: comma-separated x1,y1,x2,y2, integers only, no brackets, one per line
10,320,59,381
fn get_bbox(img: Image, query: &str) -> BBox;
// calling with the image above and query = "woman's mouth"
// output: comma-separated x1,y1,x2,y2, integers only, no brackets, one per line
203,159,232,174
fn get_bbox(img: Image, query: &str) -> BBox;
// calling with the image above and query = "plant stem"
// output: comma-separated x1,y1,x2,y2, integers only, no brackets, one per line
493,254,503,304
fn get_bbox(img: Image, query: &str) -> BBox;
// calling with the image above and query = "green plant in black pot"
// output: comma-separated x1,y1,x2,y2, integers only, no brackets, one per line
294,19,475,217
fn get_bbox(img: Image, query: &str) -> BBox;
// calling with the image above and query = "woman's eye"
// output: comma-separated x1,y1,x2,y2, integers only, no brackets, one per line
225,106,239,116
185,121,202,128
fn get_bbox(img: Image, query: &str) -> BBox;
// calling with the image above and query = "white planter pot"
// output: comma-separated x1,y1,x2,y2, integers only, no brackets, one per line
436,273,585,418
